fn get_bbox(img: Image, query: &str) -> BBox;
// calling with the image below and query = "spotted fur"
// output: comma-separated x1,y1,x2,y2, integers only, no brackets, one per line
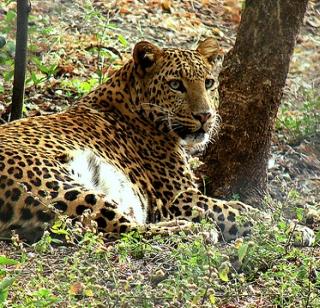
0,39,314,245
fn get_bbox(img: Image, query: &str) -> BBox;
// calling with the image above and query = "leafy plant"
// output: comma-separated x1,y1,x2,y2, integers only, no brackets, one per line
31,57,58,79
61,78,99,97
0,256,20,305
116,231,155,260
25,288,59,306
277,89,320,142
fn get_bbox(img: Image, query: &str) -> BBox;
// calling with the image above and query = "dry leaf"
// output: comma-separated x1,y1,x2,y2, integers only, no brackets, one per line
161,0,172,11
119,6,130,15
69,282,84,296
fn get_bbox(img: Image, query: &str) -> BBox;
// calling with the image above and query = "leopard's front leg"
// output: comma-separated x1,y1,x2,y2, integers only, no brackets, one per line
168,188,315,245
167,188,258,242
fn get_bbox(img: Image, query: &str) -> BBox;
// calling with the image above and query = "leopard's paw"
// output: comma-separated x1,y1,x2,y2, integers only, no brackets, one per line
215,199,254,213
144,219,193,236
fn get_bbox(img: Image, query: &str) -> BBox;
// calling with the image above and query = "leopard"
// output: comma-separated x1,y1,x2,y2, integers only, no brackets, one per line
0,38,314,245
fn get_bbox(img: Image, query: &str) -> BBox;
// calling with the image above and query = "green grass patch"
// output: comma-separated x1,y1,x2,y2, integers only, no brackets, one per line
1,200,319,307
277,89,320,143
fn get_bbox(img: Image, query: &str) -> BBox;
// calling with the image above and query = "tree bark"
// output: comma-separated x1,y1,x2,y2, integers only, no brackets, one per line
202,0,308,205
11,0,30,121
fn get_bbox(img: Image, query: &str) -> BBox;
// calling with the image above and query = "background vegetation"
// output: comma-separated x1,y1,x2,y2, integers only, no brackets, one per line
0,0,319,306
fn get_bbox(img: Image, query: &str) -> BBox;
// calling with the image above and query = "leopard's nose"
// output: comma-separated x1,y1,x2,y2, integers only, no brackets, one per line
192,112,212,124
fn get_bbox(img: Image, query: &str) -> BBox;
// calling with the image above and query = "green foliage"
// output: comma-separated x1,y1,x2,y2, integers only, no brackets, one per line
154,224,226,305
0,0,123,104
32,231,55,254
228,209,320,307
0,6,16,89
117,231,155,260
1,204,319,307
31,57,58,78
0,1,319,306
277,89,320,142
118,34,128,47
2,9,16,33
61,78,99,97
24,288,59,307
0,256,20,305
0,256,19,266
0,277,15,305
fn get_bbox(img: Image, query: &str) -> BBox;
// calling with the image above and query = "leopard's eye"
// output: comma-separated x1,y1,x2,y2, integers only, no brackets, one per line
205,79,214,90
169,80,185,92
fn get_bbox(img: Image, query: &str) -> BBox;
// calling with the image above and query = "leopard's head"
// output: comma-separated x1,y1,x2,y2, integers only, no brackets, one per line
132,38,221,149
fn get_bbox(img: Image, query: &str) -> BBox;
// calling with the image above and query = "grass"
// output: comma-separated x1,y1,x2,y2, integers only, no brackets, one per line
1,199,319,307
0,0,125,108
276,89,320,144
1,1,319,307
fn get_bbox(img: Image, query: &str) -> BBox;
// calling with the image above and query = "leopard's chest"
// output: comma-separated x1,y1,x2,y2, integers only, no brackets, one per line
67,149,148,224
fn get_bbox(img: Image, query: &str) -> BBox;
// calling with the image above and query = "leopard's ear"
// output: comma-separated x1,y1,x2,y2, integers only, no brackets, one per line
133,41,163,77
196,38,222,63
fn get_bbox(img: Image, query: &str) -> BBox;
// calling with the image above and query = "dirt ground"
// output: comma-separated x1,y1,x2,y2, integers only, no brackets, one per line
0,1,319,306
1,1,319,208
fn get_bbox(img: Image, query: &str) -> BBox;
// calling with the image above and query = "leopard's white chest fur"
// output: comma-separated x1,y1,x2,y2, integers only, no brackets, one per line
67,149,147,224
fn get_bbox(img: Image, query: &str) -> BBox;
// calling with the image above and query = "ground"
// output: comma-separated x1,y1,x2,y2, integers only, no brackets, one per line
0,1,319,307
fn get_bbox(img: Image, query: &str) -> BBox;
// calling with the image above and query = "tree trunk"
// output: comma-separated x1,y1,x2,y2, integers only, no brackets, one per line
202,0,308,205
11,0,30,121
